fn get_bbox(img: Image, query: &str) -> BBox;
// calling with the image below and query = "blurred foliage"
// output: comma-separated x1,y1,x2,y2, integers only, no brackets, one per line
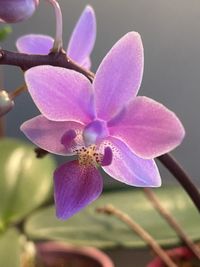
0,228,21,267
0,138,199,267
0,26,12,41
25,186,200,249
0,138,56,229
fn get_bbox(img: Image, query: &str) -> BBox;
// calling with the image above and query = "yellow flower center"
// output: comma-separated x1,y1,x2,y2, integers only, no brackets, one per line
75,145,102,167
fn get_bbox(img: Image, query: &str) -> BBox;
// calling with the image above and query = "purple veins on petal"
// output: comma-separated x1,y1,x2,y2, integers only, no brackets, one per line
16,34,54,55
109,96,185,159
54,160,103,220
94,31,144,121
102,137,161,187
67,5,96,66
20,115,84,155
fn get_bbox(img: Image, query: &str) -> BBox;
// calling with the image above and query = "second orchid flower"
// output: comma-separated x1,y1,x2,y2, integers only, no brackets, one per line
16,5,96,69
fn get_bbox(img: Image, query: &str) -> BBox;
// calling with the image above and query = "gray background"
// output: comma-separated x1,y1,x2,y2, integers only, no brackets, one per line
1,1,200,265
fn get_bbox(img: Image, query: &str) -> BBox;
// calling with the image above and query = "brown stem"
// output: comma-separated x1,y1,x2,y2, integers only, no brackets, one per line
0,49,94,82
158,154,200,212
0,48,199,213
97,204,178,267
9,84,27,100
143,188,200,259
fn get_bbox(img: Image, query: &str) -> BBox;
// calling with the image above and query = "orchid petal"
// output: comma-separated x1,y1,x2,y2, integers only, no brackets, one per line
16,34,53,55
20,115,84,155
109,96,185,159
54,160,103,220
102,137,161,187
67,5,96,67
25,65,95,123
94,32,144,121
81,57,91,69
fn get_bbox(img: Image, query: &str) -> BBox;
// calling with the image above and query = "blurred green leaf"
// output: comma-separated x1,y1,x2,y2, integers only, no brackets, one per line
0,228,21,267
25,186,200,249
0,138,56,226
0,26,12,41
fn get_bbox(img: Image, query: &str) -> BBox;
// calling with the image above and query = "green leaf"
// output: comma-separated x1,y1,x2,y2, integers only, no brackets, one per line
0,228,21,267
0,26,12,41
0,138,56,226
24,186,200,249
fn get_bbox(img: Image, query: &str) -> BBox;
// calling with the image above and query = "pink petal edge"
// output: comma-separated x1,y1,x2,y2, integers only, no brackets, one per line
94,32,144,121
101,137,161,187
109,96,185,159
20,115,85,155
25,65,95,124
16,34,54,55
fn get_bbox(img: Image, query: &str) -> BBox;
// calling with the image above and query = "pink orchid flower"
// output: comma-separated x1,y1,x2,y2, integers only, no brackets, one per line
16,5,96,69
21,32,185,220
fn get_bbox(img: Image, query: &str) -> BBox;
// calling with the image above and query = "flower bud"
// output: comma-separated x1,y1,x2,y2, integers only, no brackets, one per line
0,90,14,116
0,0,39,23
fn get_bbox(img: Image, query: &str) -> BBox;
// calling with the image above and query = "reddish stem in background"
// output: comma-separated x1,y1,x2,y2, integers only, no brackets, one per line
143,188,200,259
97,205,178,267
0,48,199,212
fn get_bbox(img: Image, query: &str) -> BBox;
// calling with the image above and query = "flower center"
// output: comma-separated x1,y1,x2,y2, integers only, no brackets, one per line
61,129,113,168
75,145,102,167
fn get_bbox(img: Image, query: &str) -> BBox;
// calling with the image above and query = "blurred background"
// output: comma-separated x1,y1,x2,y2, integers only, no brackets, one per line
1,1,200,266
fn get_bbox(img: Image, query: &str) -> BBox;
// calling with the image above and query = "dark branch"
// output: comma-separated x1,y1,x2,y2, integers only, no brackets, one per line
0,49,94,81
158,154,200,212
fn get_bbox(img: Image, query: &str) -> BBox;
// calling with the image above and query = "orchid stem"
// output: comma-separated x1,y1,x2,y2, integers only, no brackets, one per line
47,0,64,53
158,154,200,212
143,188,200,259
9,84,27,100
96,204,178,267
